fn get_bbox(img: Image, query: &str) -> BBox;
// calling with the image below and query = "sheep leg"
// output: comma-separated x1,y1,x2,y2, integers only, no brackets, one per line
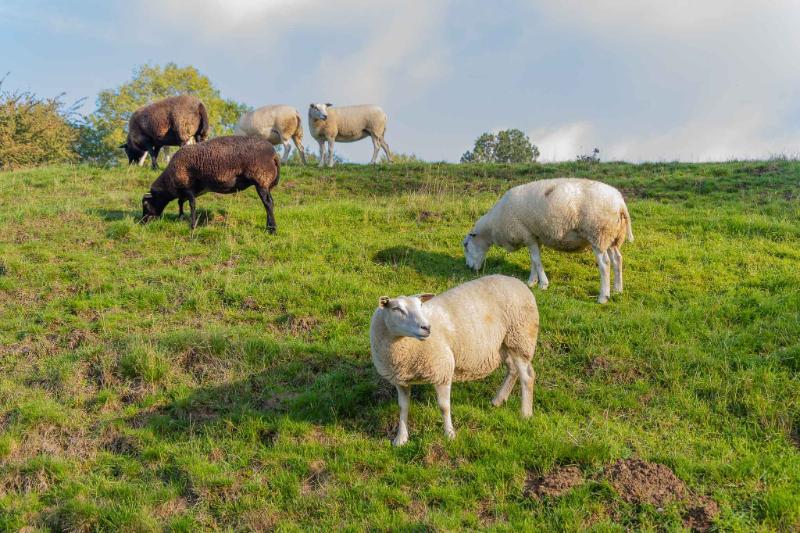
434,382,456,440
186,191,197,230
177,198,185,219
149,146,161,170
294,138,307,165
281,140,291,164
370,135,381,164
492,357,518,407
609,246,623,293
393,384,411,446
327,139,335,168
255,185,277,234
527,242,549,289
318,140,326,168
137,152,148,167
162,146,171,165
379,138,392,162
512,356,535,418
592,245,611,303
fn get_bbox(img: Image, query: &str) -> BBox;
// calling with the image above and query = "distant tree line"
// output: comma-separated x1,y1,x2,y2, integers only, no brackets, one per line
0,64,248,170
2,63,583,170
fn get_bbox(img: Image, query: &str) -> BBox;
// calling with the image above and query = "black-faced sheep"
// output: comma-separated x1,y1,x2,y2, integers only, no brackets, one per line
370,275,539,446
121,95,209,170
141,136,280,232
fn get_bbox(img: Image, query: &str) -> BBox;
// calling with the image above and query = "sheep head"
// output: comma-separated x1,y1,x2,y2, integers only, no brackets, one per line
463,232,490,271
378,293,434,340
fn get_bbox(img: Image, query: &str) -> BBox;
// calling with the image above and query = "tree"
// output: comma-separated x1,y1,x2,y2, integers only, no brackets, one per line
75,63,249,164
460,129,539,163
0,76,79,169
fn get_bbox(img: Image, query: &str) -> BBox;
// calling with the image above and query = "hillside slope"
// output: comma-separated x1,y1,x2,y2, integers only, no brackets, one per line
1,161,799,530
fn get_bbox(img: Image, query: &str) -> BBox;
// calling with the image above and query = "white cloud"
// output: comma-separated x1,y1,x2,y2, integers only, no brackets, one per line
314,0,451,103
528,0,800,162
531,121,594,162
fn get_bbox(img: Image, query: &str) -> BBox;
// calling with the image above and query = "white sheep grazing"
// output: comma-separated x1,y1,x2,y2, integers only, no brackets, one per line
370,275,539,446
235,105,307,164
463,178,634,304
308,103,392,167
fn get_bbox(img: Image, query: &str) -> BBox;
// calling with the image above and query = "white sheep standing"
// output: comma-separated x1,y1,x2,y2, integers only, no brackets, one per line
235,105,307,164
370,275,539,446
308,103,392,167
463,178,634,304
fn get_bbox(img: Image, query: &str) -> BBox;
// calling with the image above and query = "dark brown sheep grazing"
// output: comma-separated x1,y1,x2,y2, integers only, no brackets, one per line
141,136,281,232
121,95,209,169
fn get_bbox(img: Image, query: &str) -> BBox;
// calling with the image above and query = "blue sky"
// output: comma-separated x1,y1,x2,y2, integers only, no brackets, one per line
2,0,800,162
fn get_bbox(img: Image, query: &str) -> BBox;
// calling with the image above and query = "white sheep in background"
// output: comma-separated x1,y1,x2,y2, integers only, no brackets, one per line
236,105,307,164
463,178,634,304
370,275,539,446
308,103,392,167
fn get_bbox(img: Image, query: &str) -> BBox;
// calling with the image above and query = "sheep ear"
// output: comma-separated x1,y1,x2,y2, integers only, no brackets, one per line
417,293,435,303
379,296,390,308
119,143,127,149
469,232,477,237
325,103,333,107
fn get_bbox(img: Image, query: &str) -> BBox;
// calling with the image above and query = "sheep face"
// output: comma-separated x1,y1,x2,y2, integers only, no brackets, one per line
120,142,146,165
309,103,332,121
141,191,169,221
378,294,434,340
463,233,490,271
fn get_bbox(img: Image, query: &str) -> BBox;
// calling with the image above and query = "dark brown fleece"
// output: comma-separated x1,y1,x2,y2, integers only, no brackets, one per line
125,95,209,167
144,136,281,231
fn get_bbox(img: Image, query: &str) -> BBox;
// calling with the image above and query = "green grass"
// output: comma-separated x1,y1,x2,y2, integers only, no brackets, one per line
0,160,798,531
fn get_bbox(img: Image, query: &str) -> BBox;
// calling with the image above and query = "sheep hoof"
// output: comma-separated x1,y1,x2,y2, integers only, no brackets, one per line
597,295,609,304
267,226,277,234
392,433,408,447
444,428,456,440
539,283,549,290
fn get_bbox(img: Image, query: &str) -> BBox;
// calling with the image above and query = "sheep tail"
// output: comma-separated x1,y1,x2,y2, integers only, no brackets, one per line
272,153,281,188
622,203,634,242
197,102,210,142
293,111,304,142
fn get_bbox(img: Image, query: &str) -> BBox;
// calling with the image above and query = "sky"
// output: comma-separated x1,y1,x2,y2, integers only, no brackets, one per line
2,0,800,163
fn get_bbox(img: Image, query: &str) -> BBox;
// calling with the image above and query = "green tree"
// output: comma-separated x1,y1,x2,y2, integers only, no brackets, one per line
460,129,539,163
0,77,78,169
76,63,249,164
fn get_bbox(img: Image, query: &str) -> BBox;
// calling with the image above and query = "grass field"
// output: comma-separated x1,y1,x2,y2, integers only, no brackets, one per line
0,160,799,531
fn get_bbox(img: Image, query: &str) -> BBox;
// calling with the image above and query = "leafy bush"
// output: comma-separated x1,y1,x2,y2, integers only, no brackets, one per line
576,147,601,163
75,63,249,165
0,77,79,170
461,129,539,163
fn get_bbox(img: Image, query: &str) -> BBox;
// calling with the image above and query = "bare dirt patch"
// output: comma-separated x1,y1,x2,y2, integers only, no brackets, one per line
683,495,720,532
301,459,329,495
605,458,686,507
525,465,585,499
603,458,720,531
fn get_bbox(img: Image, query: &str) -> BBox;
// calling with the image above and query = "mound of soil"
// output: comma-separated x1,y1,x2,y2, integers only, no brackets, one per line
683,495,720,532
525,465,584,499
604,458,720,531
605,458,687,507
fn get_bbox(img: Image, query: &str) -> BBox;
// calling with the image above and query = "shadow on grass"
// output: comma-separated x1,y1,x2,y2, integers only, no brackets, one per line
373,245,529,280
88,207,220,227
130,354,398,442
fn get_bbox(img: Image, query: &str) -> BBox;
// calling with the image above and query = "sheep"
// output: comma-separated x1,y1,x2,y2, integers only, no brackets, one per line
121,95,209,170
463,178,634,304
308,103,392,167
141,136,280,232
370,274,539,446
235,104,307,164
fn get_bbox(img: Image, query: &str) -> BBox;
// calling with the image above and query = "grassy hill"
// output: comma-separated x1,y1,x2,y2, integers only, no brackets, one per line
0,160,798,530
